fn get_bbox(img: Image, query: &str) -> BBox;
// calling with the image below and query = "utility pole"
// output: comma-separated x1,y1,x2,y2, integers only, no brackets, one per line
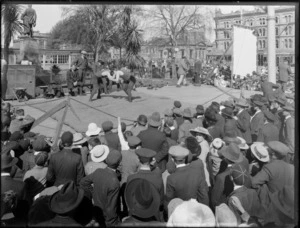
267,6,276,83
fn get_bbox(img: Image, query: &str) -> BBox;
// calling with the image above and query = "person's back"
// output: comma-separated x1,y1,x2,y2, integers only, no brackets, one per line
259,122,279,143
46,148,84,186
104,131,121,151
138,127,166,153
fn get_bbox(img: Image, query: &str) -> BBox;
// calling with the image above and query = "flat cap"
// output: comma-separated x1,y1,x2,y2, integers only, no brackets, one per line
169,145,189,159
102,121,113,132
32,137,48,151
135,148,156,158
127,136,141,147
267,141,291,156
105,149,122,167
174,101,182,108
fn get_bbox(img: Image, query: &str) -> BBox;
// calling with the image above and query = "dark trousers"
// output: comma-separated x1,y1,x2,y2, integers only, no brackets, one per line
122,77,136,102
101,77,109,94
89,77,102,101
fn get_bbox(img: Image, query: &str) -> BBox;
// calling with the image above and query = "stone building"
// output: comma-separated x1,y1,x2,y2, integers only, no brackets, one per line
213,6,295,68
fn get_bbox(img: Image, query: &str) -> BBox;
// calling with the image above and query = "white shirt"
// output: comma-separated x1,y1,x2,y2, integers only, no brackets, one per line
176,163,187,168
113,70,124,82
1,173,10,177
102,70,118,82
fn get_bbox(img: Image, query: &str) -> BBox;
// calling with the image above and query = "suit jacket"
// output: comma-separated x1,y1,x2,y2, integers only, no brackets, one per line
224,118,240,137
46,148,85,187
104,131,121,151
216,113,225,134
280,116,294,152
193,116,204,128
261,81,279,102
72,56,89,70
35,215,82,227
120,149,140,185
165,160,209,209
174,116,184,128
120,216,165,227
66,69,79,83
278,62,292,82
250,111,264,142
236,109,252,144
207,125,223,140
177,59,188,76
80,167,120,227
194,60,202,73
178,120,197,143
130,125,147,136
138,127,169,172
127,168,164,204
251,159,294,193
257,122,279,144
227,186,264,223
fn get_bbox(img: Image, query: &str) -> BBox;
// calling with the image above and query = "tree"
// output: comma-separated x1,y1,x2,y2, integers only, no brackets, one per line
1,4,23,98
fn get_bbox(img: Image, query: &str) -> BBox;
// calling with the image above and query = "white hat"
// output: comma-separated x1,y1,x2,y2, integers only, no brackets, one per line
212,138,224,149
90,145,109,163
190,127,213,142
167,199,215,227
73,133,87,145
236,137,249,150
81,50,88,55
250,143,270,162
86,123,101,137
215,203,238,227
168,198,183,218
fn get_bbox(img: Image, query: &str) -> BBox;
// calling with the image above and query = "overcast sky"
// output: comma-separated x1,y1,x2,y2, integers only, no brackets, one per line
25,4,285,34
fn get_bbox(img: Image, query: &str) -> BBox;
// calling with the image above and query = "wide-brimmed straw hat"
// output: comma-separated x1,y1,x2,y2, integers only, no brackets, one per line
236,137,249,150
125,178,160,219
86,123,101,137
235,98,249,107
73,133,87,145
190,127,213,142
90,145,109,163
250,143,269,162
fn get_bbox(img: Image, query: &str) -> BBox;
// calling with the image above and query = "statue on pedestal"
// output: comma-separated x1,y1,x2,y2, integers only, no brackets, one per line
21,4,37,38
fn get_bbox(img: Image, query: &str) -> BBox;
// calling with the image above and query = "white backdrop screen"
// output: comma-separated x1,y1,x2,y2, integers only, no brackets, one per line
232,26,257,78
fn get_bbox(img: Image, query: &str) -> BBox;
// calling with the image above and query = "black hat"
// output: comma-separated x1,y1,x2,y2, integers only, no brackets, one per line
61,131,73,145
263,110,275,122
137,115,147,126
204,109,217,122
196,105,204,114
49,181,84,214
231,163,250,186
135,148,156,158
102,121,114,132
1,151,18,170
125,178,160,219
221,107,233,118
174,101,182,108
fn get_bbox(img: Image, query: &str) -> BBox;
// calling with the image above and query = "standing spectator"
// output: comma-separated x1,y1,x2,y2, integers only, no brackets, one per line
193,105,204,127
222,107,240,138
46,131,85,187
85,122,101,138
66,64,81,96
102,121,121,151
250,100,265,142
194,59,202,85
138,112,169,172
278,59,292,93
234,99,252,145
204,109,221,140
279,104,294,154
260,76,279,102
130,115,147,136
249,143,270,176
207,138,225,184
117,117,129,151
165,145,209,209
80,149,122,227
71,133,89,165
164,118,179,142
173,108,184,128
176,57,188,87
72,50,90,96
84,145,108,175
257,110,279,144
178,108,197,144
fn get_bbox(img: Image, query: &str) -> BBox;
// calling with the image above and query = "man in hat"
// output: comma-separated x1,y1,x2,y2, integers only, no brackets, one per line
178,108,197,144
72,50,90,95
80,149,122,226
127,148,164,221
176,56,188,87
46,131,84,187
260,76,280,102
250,99,265,142
165,145,209,210
173,108,184,128
211,143,251,208
35,181,84,226
222,107,240,138
122,179,165,225
251,141,294,193
204,106,224,140
210,102,225,133
227,163,263,225
102,120,121,151
279,105,294,154
257,110,279,144
1,151,29,221
89,60,107,101
193,105,204,128
130,114,148,136
66,64,81,96
138,112,169,172
278,59,292,93
234,98,252,145
84,145,109,175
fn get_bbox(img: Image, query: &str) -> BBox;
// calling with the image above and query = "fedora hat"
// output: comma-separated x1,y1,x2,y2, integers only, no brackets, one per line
1,151,18,170
223,136,241,145
270,186,294,219
235,98,249,107
275,97,286,106
73,133,87,145
182,108,193,118
204,108,217,122
250,143,269,162
190,127,213,142
90,145,109,163
221,107,233,118
236,137,249,150
49,181,84,214
267,141,291,156
252,100,264,107
173,108,182,116
167,199,215,227
223,100,234,109
148,112,162,127
86,123,101,137
125,178,160,218
196,105,204,114
263,110,276,122
219,143,243,163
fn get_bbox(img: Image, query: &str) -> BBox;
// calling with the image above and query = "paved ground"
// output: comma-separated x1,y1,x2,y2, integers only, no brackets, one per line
9,84,261,138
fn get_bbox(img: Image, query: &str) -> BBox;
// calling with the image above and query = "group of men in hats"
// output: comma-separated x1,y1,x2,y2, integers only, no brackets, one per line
1,75,295,227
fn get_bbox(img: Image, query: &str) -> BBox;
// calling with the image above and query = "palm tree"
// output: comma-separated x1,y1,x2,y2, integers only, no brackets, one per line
1,4,23,98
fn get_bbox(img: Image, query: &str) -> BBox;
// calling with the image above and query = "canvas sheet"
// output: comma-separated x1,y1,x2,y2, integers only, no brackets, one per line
232,26,257,78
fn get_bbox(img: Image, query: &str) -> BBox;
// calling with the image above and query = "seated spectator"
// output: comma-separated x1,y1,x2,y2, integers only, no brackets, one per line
84,145,108,175
167,198,215,227
121,179,165,226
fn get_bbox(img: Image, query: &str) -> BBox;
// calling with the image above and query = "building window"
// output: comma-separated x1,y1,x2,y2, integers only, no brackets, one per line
249,19,253,26
275,27,279,36
224,41,227,50
181,49,185,58
275,16,279,24
276,39,279,48
190,49,193,59
260,18,266,25
262,28,266,37
258,40,262,49
57,55,69,64
288,26,292,35
284,15,288,23
289,39,293,48
262,40,266,48
258,28,262,36
284,39,288,48
288,15,292,23
258,54,264,66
